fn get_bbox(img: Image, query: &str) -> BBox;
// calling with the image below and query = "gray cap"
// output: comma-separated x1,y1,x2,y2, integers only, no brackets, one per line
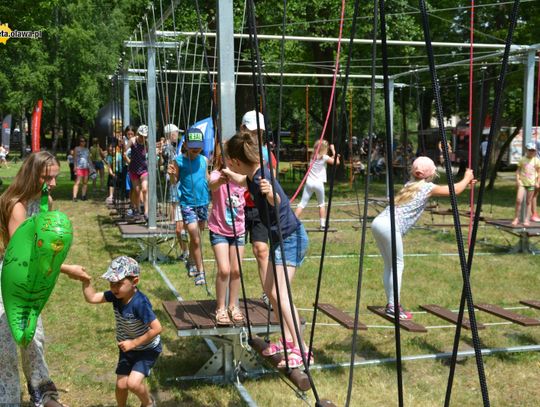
101,256,140,282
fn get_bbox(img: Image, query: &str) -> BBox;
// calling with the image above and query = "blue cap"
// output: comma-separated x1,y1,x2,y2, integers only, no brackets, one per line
186,127,204,149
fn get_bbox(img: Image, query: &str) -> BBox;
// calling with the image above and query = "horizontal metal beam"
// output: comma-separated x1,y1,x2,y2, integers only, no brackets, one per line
124,40,181,49
128,68,384,80
156,30,528,50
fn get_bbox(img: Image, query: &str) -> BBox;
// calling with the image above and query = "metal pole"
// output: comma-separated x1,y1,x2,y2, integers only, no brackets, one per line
386,78,394,195
147,34,157,230
217,0,236,142
521,50,535,228
123,74,130,127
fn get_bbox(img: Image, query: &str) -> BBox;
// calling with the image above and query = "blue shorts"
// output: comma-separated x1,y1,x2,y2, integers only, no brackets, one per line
181,205,209,225
116,348,161,377
93,160,104,170
209,230,245,246
273,223,309,267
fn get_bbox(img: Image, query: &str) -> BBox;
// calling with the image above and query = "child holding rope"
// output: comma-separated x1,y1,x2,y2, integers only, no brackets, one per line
208,145,246,325
168,127,210,286
82,256,161,407
371,156,474,320
223,131,311,368
294,139,340,230
126,125,149,220
511,142,540,226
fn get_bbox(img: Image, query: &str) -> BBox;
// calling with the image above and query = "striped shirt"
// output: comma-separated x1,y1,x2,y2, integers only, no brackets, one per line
104,290,161,352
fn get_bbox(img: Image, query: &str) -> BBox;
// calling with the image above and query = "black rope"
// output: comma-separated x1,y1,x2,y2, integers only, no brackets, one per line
445,2,520,406
379,2,404,406
275,0,288,178
345,1,378,405
246,2,321,400
418,1,490,406
245,0,290,371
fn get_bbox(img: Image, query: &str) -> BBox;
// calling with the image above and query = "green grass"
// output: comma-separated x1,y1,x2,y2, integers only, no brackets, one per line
2,160,540,406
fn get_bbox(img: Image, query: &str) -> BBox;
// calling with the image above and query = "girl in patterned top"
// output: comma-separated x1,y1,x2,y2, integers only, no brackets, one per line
371,156,474,320
126,125,149,219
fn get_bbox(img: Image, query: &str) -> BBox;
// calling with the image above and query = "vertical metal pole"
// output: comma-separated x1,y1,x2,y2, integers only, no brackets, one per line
217,0,236,142
147,34,157,230
521,50,535,228
386,78,395,195
123,74,130,127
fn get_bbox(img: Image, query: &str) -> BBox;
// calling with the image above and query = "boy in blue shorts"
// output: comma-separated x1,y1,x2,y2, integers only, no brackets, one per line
82,256,161,407
167,127,210,286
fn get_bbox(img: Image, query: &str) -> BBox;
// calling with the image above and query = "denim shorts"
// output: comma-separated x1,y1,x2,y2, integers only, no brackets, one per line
168,183,179,203
209,230,245,246
181,205,209,224
116,348,161,377
273,223,309,267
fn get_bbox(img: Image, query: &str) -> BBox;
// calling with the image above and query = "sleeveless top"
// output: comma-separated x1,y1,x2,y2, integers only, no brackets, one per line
128,140,148,175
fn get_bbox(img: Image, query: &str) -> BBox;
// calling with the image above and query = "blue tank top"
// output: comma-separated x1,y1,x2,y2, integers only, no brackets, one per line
176,154,209,207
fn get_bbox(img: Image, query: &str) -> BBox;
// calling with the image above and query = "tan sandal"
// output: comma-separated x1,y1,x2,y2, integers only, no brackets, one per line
228,305,245,324
216,308,232,326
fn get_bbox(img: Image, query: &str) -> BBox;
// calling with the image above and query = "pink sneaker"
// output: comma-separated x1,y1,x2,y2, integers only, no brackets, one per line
530,215,540,222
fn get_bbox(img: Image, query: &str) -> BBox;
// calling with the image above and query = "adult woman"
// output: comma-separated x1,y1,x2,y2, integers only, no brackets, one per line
72,137,91,201
0,151,90,406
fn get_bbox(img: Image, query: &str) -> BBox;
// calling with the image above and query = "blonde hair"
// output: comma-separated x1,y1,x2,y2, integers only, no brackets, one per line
313,139,328,159
225,131,260,164
213,143,224,171
0,152,59,254
394,173,438,206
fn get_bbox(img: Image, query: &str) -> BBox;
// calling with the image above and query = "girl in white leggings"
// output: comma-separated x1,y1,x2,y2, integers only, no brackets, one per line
295,140,340,229
371,156,474,320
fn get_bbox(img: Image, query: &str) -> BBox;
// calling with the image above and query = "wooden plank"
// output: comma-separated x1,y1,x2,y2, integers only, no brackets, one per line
247,298,279,325
317,303,367,330
177,301,216,329
162,301,196,330
475,303,540,327
420,304,485,330
520,299,540,310
367,305,427,333
196,300,221,326
305,228,338,233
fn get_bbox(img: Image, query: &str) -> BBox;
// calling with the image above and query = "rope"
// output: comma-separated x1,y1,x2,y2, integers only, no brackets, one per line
535,50,540,141
418,1,490,406
275,0,287,179
379,2,404,406
288,0,347,203
445,1,521,406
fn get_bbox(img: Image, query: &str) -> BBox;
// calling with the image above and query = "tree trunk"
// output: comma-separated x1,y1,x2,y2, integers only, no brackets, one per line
487,123,521,190
52,89,60,153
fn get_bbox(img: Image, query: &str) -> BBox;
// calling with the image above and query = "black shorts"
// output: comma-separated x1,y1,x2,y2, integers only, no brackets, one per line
245,206,269,244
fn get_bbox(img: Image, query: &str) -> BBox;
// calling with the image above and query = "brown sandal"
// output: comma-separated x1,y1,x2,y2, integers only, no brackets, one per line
216,308,232,326
228,305,245,324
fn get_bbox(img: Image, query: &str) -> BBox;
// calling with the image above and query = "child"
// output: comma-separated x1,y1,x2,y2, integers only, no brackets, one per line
82,256,161,407
104,144,116,204
168,127,210,286
72,136,91,201
0,145,9,168
223,131,310,368
126,125,149,219
0,151,90,407
67,148,76,181
208,145,246,325
90,137,105,191
371,156,474,319
161,123,188,261
294,140,340,229
511,142,540,226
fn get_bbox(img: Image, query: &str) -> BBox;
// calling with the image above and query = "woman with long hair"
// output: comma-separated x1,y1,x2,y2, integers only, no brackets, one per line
0,151,90,406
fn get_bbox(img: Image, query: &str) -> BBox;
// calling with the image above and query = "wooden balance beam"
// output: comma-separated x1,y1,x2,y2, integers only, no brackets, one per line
474,303,540,327
484,219,540,254
163,299,311,391
367,306,427,333
305,228,337,233
317,303,367,330
420,304,485,330
117,223,176,262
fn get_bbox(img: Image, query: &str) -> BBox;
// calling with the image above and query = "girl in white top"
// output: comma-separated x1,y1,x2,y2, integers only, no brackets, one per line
295,140,340,229
371,156,474,320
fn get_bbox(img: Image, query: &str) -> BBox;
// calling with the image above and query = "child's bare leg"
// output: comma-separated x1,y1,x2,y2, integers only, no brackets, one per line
213,243,231,310
532,188,539,217
141,176,148,215
294,206,303,218
524,190,534,226
512,186,525,225
126,371,152,406
115,375,129,407
228,244,245,306
186,222,203,272
81,175,88,197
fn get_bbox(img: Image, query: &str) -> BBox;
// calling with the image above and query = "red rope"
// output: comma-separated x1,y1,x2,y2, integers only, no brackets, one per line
467,0,475,246
535,51,540,141
290,0,346,203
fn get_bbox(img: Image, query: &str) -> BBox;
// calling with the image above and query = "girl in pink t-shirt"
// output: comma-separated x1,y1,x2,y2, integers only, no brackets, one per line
208,150,246,325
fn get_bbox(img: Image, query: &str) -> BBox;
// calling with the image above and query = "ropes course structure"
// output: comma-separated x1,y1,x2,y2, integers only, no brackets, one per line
100,0,540,405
